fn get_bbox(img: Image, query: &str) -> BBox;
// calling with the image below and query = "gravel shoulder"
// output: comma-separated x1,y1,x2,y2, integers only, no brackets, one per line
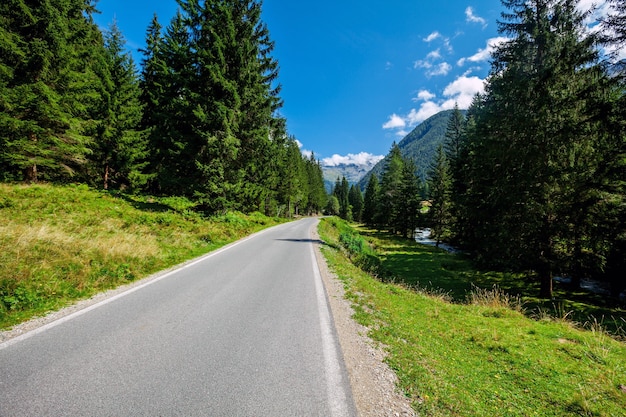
311,226,416,417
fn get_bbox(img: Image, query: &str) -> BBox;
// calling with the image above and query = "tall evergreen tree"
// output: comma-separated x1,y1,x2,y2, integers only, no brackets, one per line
395,158,421,239
0,0,100,182
379,143,404,232
457,0,612,297
89,21,146,190
278,137,307,217
428,145,453,246
348,184,364,223
444,102,466,165
362,174,380,227
304,153,327,215
142,11,199,196
333,176,351,221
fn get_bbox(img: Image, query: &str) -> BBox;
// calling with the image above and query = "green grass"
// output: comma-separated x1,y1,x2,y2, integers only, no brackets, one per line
358,226,626,336
0,183,284,329
318,217,626,417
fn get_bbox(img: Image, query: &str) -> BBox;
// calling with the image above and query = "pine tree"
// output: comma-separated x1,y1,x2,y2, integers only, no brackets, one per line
458,0,612,297
0,0,97,182
304,153,327,215
348,184,364,223
142,11,199,196
444,102,466,165
89,21,146,190
428,145,452,246
332,176,351,221
395,158,421,239
362,174,380,227
602,0,626,58
379,143,404,232
278,138,307,217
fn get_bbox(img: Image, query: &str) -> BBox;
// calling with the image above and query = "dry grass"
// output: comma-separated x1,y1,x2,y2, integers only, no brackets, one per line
0,183,282,328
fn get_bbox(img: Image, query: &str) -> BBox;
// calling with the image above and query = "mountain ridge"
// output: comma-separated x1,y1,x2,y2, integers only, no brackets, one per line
357,109,461,190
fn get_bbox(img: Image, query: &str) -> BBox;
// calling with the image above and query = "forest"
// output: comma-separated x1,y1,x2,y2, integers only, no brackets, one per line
0,0,327,217
2,0,625,300
360,0,626,299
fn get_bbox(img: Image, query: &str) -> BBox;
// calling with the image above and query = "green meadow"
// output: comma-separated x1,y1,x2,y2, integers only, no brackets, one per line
318,217,626,417
0,183,283,329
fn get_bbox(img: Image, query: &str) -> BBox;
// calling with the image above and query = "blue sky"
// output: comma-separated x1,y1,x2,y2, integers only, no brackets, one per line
93,0,612,166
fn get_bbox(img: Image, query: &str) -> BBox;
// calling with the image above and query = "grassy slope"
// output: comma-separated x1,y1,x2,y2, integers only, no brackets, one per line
318,217,626,417
0,183,283,328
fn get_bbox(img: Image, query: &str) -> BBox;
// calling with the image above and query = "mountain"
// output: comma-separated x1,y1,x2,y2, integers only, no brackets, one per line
357,109,462,190
322,160,380,193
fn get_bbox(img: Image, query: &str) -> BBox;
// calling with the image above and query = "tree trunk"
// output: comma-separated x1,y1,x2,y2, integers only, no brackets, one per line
24,164,37,183
103,163,109,190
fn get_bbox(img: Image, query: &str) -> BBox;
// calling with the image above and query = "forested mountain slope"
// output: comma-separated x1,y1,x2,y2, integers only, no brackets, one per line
358,109,463,189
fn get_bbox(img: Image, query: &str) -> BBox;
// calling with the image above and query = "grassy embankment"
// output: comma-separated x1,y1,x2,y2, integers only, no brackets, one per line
0,183,284,329
318,217,626,417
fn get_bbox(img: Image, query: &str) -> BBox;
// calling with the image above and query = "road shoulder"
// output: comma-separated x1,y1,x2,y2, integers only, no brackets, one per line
310,224,416,417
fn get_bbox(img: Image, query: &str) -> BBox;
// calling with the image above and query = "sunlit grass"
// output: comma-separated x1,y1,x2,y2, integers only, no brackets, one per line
319,217,626,417
0,183,284,328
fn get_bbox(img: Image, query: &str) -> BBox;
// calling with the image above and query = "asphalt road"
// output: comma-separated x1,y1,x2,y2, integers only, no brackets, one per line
0,218,356,416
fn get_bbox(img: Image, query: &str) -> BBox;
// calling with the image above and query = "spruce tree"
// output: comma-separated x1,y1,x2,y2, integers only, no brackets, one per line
395,158,421,239
379,143,404,232
89,21,146,190
362,174,380,227
304,153,327,215
348,184,364,223
428,145,452,246
143,11,199,196
0,0,96,182
458,0,611,297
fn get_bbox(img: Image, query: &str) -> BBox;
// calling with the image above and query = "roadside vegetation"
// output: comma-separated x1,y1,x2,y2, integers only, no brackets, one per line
318,217,626,417
0,183,284,329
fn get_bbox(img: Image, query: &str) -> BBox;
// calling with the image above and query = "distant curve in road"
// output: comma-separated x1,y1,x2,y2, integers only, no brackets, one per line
0,218,356,417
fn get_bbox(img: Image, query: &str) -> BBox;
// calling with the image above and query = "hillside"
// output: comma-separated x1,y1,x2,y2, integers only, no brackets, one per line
0,184,282,329
358,109,462,190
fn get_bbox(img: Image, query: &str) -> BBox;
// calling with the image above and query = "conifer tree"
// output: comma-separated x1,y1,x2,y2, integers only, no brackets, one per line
304,153,327,215
458,0,611,297
394,158,421,239
278,138,307,217
428,145,452,246
348,184,364,223
362,174,380,226
89,21,146,190
379,143,404,232
143,11,199,196
0,0,98,182
444,102,465,165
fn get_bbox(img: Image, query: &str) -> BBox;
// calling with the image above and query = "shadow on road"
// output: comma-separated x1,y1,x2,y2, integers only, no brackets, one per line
275,238,326,245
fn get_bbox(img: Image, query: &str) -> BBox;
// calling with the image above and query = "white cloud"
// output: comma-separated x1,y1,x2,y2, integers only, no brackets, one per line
443,75,486,108
415,47,452,77
414,59,432,69
426,62,452,77
382,75,486,130
426,49,442,60
465,6,487,28
322,152,385,167
382,114,406,129
424,31,441,42
414,90,436,102
457,36,509,66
